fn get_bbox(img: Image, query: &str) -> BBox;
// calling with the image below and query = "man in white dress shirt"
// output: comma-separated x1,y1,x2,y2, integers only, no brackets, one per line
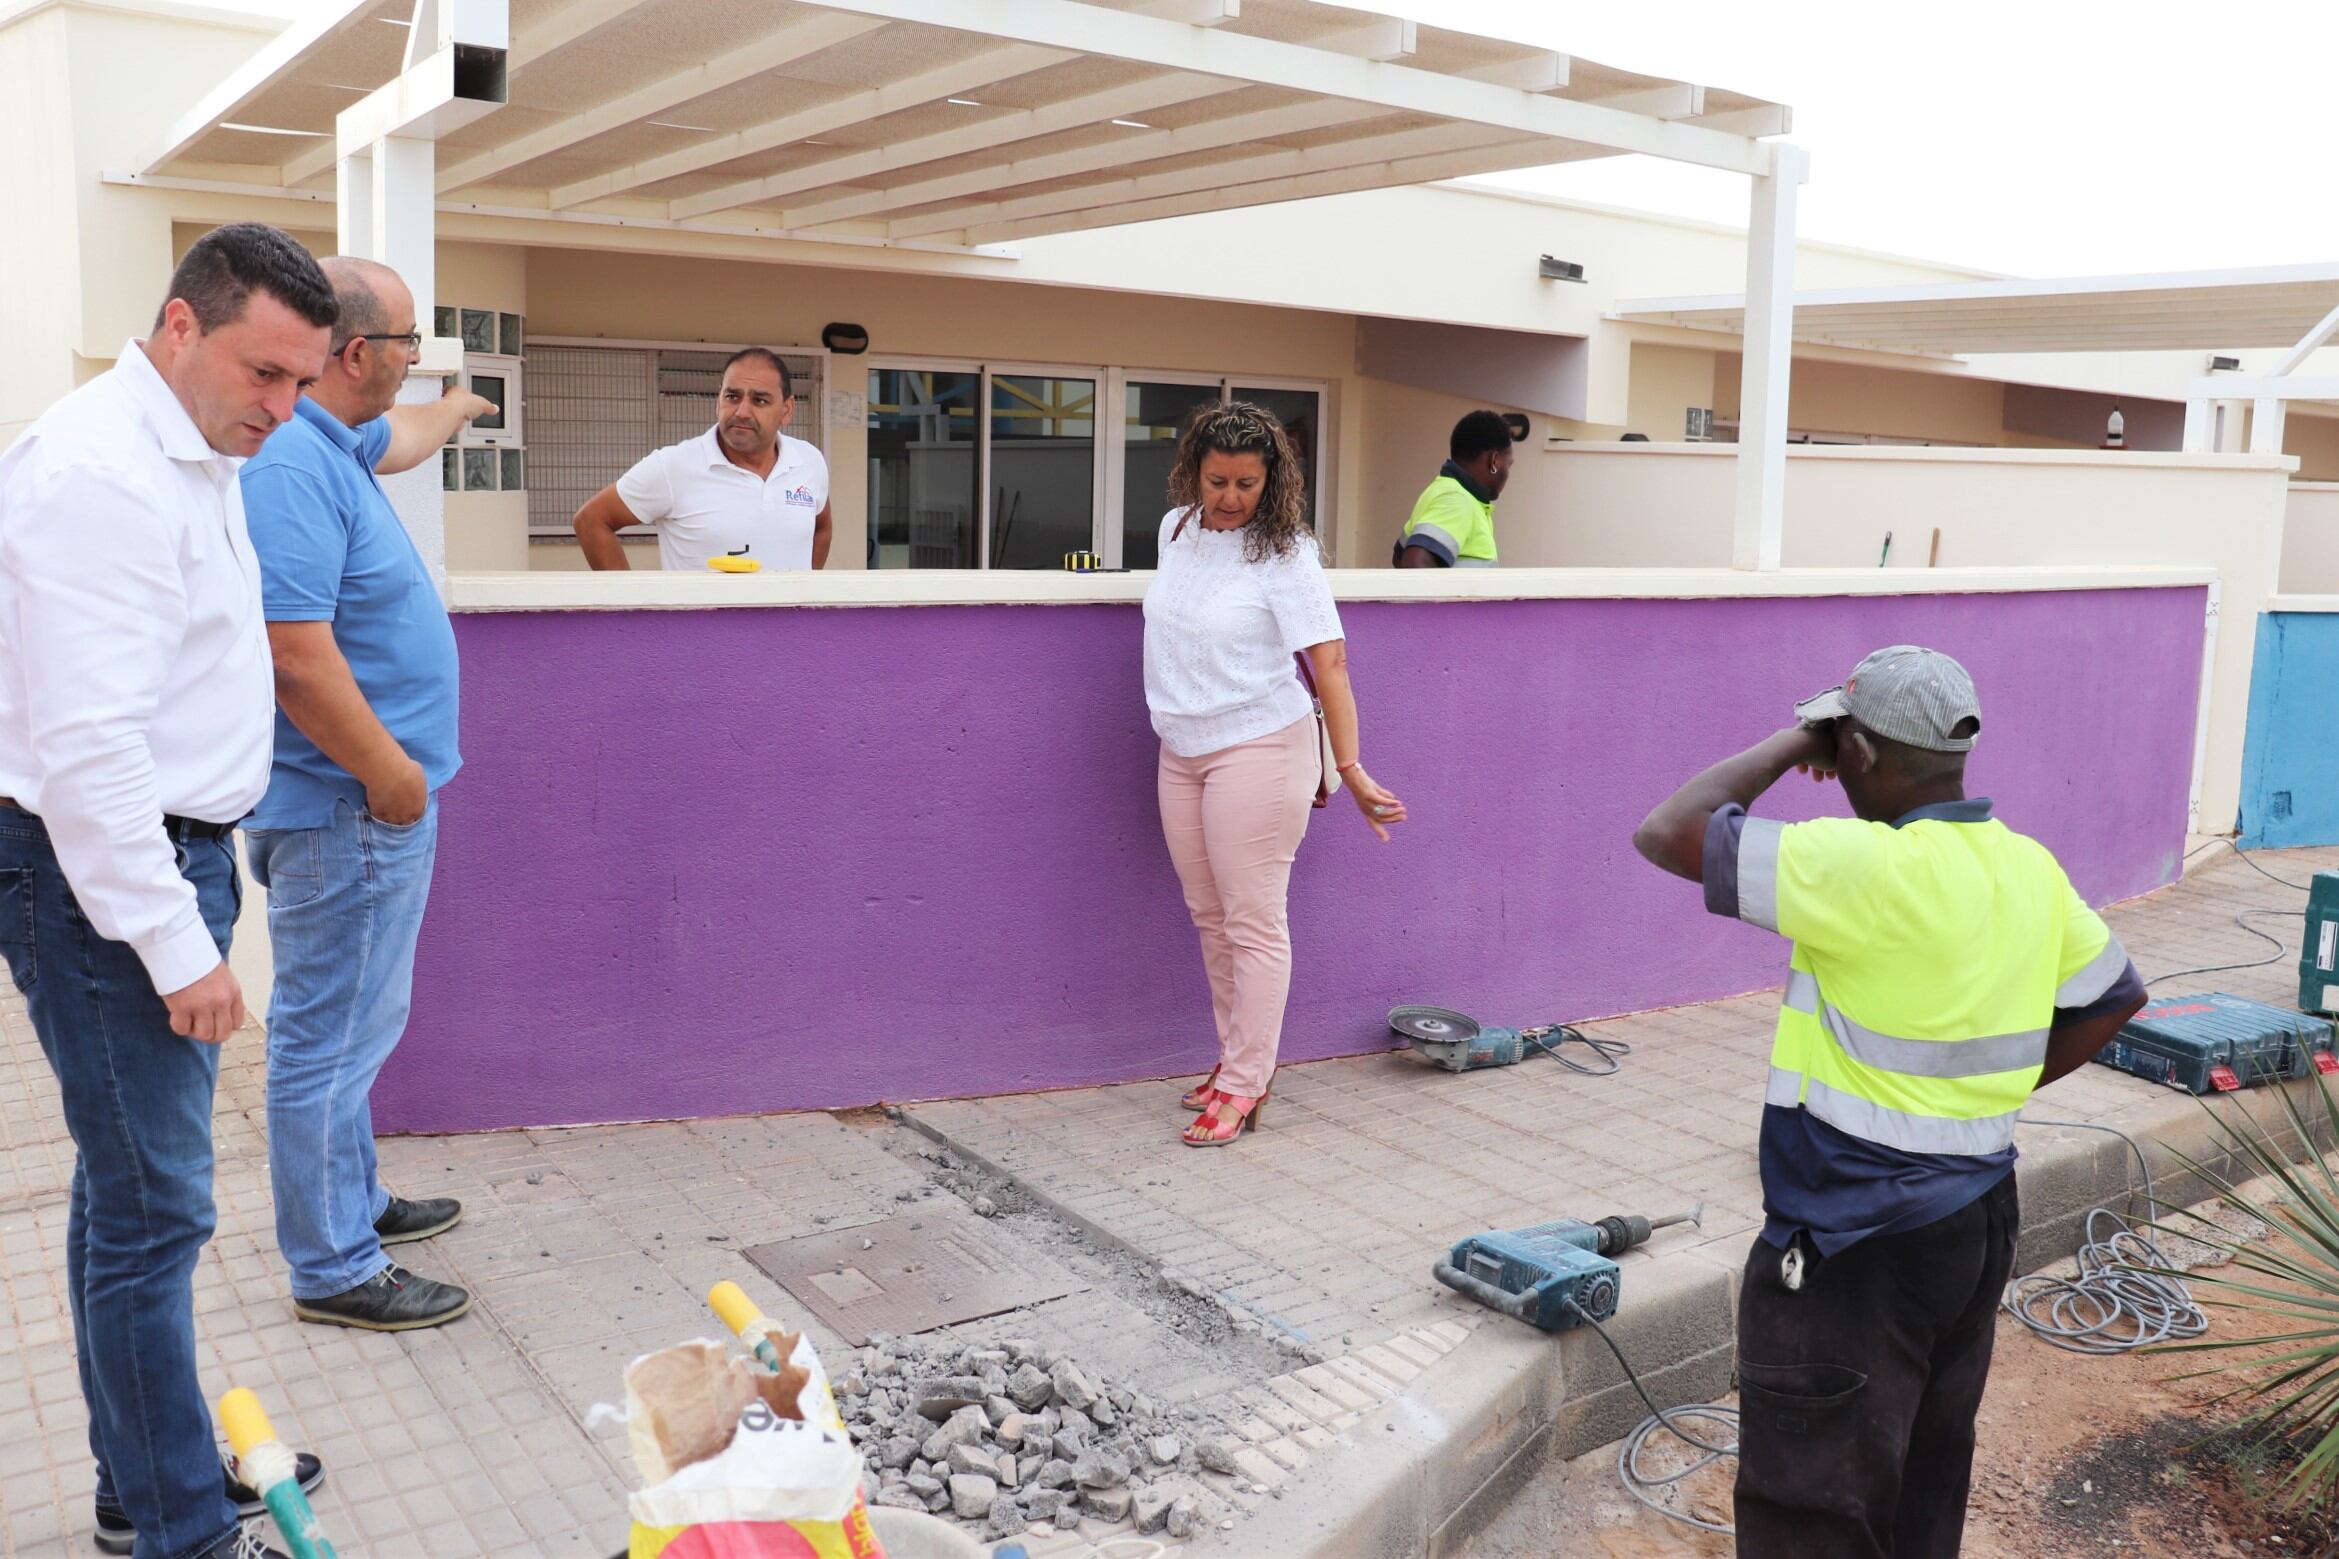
0,222,336,1559
571,346,832,571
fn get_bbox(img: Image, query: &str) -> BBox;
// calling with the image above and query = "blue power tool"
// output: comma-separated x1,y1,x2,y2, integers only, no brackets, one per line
1433,1204,1702,1331
1388,1005,1627,1074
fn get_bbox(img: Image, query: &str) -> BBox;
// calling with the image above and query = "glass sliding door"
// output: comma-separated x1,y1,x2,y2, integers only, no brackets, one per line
989,373,1097,570
1231,384,1323,528
1121,379,1220,569
867,367,981,569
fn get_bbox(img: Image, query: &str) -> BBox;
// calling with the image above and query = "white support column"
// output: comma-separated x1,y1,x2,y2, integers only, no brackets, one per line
2248,396,2288,457
1732,142,1807,572
2181,396,2213,453
330,0,509,580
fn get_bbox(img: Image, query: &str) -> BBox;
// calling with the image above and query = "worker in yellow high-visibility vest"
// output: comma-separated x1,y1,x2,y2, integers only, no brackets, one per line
1634,645,2146,1558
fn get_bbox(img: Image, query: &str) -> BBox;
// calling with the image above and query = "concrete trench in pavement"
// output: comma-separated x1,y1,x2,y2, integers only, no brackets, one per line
872,844,2339,1556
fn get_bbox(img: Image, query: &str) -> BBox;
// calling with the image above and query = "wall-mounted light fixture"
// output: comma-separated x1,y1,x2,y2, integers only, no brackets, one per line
822,322,870,354
1537,255,1586,283
1500,413,1531,442
2207,355,2241,372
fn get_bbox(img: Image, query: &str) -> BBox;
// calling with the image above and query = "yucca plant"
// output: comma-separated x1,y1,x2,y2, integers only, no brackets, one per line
2146,1070,2339,1507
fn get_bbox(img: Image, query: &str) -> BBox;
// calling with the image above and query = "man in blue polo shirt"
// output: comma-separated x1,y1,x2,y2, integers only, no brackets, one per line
239,256,496,1332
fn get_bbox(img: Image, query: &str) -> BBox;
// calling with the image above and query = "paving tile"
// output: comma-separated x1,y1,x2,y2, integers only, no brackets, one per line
1,844,2328,1557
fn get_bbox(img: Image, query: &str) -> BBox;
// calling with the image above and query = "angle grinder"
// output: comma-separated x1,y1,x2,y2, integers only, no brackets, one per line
1389,1005,1627,1075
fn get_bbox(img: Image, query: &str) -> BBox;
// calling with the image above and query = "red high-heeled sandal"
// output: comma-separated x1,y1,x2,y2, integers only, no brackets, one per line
1179,1066,1221,1112
1182,1086,1268,1147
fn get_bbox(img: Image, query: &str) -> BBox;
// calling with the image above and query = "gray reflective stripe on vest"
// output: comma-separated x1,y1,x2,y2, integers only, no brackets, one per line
1765,1065,1804,1107
2056,933,2130,1007
1783,967,2046,1079
1738,818,1785,933
1785,969,1819,1013
1802,1077,2020,1155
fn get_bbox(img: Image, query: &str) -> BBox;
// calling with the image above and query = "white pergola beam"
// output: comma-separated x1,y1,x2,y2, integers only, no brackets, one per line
777,49,1575,232
958,135,1584,244
2275,298,2339,376
674,9,1444,224
783,0,1768,175
286,0,627,189
2187,375,2339,401
549,42,1093,209
1588,83,1703,119
437,12,883,193
546,0,1242,210
1733,142,1808,572
884,119,1517,239
670,71,1242,220
880,84,1720,241
143,0,376,174
509,0,660,71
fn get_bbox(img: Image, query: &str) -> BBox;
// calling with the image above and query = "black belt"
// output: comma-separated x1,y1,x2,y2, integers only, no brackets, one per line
0,798,237,842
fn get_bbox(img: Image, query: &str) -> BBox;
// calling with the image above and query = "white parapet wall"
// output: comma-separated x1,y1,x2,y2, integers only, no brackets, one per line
1507,443,2295,833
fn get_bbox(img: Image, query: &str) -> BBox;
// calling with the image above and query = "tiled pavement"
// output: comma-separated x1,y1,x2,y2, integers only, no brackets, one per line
1,841,2331,1556
913,842,2339,1357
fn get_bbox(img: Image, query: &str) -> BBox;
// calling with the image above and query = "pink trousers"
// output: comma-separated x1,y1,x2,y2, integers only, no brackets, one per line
1156,715,1319,1097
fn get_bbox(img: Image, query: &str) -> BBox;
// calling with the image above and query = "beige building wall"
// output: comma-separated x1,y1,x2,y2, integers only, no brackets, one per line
1344,376,1601,567
1624,344,1720,442
1713,353,2009,445
520,245,1359,571
440,242,532,573
2288,416,2339,482
2282,484,2339,594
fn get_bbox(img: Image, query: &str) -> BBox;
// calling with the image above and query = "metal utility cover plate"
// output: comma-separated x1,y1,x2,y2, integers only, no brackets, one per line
741,1214,1084,1346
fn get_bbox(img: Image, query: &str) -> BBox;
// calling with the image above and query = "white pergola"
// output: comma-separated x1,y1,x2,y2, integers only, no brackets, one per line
138,0,1803,567
1616,261,2339,457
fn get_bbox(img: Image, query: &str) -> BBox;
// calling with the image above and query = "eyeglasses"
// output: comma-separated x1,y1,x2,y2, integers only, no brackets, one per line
343,332,422,354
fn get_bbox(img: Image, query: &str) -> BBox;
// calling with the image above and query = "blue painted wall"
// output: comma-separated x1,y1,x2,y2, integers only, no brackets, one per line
2240,611,2339,846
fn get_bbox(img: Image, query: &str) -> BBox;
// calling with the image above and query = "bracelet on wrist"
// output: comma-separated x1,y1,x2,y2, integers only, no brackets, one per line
1336,759,1363,773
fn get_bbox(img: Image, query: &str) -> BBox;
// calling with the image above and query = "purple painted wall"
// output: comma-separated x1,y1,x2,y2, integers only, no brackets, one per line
383,587,2205,1132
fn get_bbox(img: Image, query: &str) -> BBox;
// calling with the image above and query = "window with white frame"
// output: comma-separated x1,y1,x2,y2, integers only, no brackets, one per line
866,362,1328,570
522,339,829,536
435,307,527,495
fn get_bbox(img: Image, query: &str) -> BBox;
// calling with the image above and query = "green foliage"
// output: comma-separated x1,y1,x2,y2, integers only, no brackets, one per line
2145,1071,2339,1506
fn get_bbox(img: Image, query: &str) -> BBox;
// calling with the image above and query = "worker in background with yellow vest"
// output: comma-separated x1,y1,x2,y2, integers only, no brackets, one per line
1393,410,1513,566
1633,645,2146,1558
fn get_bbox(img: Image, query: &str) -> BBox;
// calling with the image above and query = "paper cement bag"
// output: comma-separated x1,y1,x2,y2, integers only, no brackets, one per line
623,1329,886,1559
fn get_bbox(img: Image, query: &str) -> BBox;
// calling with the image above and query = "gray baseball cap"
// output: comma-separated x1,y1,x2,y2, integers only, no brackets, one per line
1793,645,1981,752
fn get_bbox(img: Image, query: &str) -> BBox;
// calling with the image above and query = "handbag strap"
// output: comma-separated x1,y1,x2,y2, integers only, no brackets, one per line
1293,650,1320,699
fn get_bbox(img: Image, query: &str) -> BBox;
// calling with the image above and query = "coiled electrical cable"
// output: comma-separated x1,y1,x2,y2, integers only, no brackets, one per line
1562,1298,1740,1536
2001,1119,2209,1353
1520,1024,1632,1076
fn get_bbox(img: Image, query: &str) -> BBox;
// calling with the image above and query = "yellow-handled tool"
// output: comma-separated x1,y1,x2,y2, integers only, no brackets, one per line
708,1280,788,1373
219,1389,338,1559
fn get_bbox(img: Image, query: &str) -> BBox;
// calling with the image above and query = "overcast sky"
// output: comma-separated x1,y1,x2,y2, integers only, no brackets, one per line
1339,0,2339,278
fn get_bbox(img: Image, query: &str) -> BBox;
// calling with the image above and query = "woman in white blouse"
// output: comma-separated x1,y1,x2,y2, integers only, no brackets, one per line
1142,403,1407,1147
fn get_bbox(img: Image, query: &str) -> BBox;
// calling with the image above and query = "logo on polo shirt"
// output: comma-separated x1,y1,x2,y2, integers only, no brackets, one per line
785,484,817,507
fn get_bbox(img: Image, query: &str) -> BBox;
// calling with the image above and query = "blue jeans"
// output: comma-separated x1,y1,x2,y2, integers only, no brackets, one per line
0,807,243,1559
245,797,439,1300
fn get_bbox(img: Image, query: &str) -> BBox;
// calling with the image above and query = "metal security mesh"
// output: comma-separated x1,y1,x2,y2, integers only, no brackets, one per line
526,344,827,536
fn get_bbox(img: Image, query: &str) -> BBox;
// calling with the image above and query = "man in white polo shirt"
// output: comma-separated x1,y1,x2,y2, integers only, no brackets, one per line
572,346,831,570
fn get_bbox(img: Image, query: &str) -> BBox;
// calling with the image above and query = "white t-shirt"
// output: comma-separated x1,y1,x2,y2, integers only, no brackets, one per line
1142,506,1345,758
615,427,829,572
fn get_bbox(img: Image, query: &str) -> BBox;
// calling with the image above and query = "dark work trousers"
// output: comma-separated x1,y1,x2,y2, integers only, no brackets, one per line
1734,1174,2020,1559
